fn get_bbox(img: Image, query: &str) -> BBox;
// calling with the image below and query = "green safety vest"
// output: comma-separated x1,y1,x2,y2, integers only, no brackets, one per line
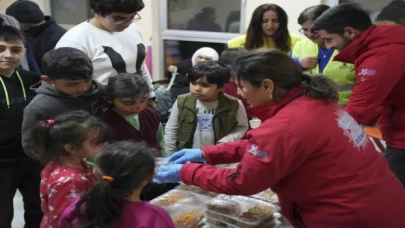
176,92,239,150
291,39,355,105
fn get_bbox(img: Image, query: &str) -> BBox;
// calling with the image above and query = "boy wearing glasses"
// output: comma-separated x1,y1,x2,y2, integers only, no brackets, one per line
55,0,155,106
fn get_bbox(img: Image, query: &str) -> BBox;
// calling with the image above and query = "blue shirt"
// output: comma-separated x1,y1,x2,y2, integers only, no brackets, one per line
291,46,335,73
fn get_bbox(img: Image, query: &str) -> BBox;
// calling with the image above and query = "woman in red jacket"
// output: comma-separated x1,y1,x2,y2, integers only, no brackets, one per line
154,50,405,228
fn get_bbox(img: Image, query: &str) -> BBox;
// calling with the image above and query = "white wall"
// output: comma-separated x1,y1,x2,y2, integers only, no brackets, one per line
136,0,153,45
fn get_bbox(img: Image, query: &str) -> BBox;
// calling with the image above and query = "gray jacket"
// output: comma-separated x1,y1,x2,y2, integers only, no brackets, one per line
21,80,106,159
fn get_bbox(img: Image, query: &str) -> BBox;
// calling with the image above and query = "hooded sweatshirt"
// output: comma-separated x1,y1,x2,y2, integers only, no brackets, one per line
0,69,40,161
21,80,106,159
334,24,405,150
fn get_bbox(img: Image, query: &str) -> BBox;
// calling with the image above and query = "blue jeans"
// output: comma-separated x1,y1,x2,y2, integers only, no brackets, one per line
384,146,405,188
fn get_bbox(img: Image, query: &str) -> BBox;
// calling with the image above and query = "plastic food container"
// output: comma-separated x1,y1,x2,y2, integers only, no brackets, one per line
251,189,279,205
150,189,190,207
176,184,218,197
206,217,282,228
151,189,212,209
171,206,205,228
205,195,280,228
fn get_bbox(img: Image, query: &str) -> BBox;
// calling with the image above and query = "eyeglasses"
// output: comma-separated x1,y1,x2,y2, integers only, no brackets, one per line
106,13,141,25
299,28,316,35
299,28,310,34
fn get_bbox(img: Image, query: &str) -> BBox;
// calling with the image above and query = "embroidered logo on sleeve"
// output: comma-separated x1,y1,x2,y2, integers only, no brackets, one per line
358,68,376,76
248,145,269,159
335,109,368,150
358,68,376,82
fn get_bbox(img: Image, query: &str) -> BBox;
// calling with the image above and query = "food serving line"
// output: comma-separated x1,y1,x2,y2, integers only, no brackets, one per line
153,160,293,228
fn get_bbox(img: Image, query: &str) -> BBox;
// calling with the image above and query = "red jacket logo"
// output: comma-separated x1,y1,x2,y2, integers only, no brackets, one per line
335,109,369,150
248,145,269,159
358,68,376,76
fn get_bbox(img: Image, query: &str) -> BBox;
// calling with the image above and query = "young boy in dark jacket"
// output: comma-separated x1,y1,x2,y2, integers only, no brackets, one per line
22,47,106,160
0,25,42,228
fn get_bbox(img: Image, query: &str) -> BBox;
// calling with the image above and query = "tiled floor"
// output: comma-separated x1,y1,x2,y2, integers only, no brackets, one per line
12,191,25,228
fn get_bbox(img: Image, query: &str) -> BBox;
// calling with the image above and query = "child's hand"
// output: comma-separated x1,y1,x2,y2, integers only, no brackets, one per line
153,164,182,183
164,149,203,164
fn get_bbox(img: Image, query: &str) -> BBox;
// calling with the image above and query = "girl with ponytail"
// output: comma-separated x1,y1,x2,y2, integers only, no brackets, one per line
29,110,109,228
155,49,405,227
59,141,174,228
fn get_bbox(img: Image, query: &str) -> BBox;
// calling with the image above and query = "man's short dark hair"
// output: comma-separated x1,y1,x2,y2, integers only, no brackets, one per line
90,0,145,16
42,47,93,80
312,3,372,34
0,25,24,43
219,48,248,67
298,5,330,25
188,61,231,88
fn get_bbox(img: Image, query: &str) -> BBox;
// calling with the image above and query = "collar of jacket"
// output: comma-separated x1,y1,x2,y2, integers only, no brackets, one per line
333,25,377,64
183,92,232,113
247,86,305,122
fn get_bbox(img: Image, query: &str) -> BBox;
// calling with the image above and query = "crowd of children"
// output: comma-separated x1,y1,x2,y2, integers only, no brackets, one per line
0,19,250,227
1,0,405,227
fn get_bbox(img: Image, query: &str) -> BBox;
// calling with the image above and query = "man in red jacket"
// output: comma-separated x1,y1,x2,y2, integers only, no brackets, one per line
312,3,405,187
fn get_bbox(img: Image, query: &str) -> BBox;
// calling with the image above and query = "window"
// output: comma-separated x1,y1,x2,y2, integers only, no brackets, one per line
159,0,246,78
51,0,92,27
324,0,405,24
168,0,242,33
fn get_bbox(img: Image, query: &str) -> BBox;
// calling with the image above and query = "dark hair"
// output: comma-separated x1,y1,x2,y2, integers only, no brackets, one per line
0,25,24,42
298,5,330,25
76,141,156,228
245,4,290,52
312,3,372,34
376,0,405,24
90,0,145,16
42,47,93,80
29,110,110,164
233,50,338,103
106,73,150,98
219,48,248,67
188,61,231,88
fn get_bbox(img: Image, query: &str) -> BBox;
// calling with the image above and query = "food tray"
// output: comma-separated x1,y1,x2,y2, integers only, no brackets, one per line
151,189,211,209
176,184,218,197
251,189,279,205
171,206,205,228
205,195,280,228
206,218,228,227
206,219,282,228
150,189,191,207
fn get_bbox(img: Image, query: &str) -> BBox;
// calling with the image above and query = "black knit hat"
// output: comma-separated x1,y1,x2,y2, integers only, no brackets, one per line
6,0,45,24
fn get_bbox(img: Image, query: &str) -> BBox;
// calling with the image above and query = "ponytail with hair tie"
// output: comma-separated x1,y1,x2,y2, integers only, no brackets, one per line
46,119,55,128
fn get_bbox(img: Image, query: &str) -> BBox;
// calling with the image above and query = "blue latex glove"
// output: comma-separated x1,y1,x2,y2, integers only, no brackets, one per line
165,148,204,164
154,164,182,183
